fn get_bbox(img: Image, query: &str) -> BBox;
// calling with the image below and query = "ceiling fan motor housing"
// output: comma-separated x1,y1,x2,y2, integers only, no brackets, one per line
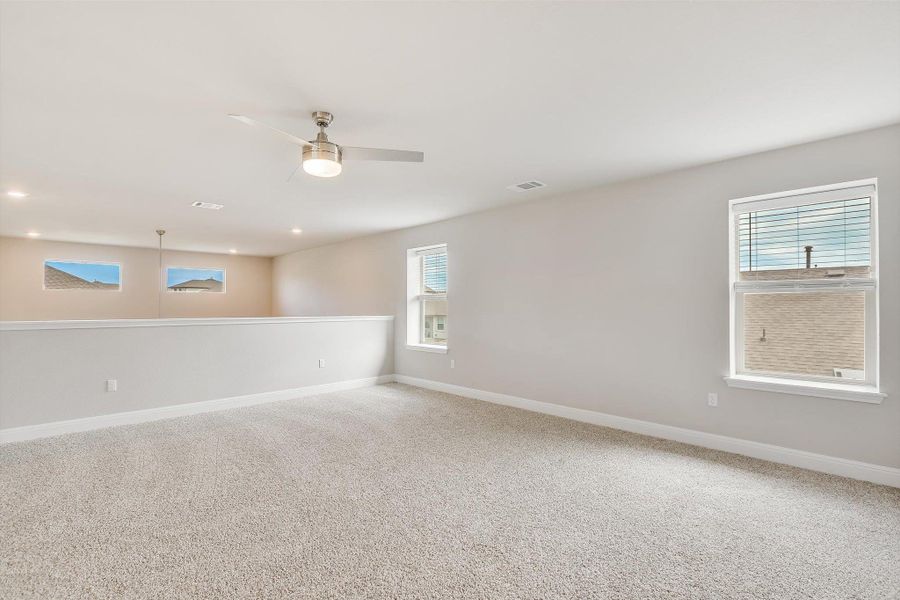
302,140,342,177
303,141,341,164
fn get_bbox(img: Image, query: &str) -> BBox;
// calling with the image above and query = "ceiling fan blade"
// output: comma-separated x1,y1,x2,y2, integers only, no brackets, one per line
227,114,311,147
341,146,424,162
285,163,301,183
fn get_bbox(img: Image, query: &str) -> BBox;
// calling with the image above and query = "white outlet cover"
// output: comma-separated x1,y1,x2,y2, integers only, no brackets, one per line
450,359,455,369
106,379,117,392
707,392,718,407
318,359,325,368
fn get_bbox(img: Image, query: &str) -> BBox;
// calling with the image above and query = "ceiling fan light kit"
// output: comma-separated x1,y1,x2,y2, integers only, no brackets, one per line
229,110,423,178
303,144,342,177
302,111,342,177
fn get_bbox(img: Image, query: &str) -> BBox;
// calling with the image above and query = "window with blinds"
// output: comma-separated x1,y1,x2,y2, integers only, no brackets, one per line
738,196,871,279
422,252,447,294
728,181,879,390
407,244,448,349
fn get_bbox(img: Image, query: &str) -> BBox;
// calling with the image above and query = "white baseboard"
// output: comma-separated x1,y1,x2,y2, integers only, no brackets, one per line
6,373,897,488
0,374,394,444
394,375,900,488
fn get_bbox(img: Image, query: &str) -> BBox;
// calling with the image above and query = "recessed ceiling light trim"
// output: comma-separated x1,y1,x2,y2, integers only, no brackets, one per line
291,227,303,234
26,231,41,237
191,201,224,210
7,190,29,198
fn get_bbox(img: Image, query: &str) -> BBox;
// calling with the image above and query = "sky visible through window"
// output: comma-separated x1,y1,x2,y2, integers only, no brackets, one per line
738,197,870,271
166,267,224,287
423,253,447,293
46,261,120,284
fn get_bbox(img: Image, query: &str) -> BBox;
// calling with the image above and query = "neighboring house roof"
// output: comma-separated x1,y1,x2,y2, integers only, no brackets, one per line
44,265,118,290
168,277,223,292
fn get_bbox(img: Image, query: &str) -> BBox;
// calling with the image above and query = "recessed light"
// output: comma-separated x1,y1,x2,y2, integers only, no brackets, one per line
291,227,302,234
229,248,237,254
191,201,224,210
7,191,28,198
26,231,41,237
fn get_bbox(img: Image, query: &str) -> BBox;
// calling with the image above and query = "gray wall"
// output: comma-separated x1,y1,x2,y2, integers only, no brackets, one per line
273,124,900,468
0,318,394,429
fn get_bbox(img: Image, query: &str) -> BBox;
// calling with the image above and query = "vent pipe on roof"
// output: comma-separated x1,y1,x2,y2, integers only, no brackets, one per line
804,245,813,269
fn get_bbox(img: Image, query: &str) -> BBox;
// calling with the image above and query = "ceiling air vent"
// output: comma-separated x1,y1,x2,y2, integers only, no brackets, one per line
191,201,224,210
507,180,546,192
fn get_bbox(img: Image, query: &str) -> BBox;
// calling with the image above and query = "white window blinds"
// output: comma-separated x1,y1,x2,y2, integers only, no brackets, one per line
419,250,447,294
738,197,871,273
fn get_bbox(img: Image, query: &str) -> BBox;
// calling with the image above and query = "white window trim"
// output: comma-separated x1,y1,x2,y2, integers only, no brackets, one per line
406,243,448,353
723,375,885,404
726,178,883,404
405,343,448,354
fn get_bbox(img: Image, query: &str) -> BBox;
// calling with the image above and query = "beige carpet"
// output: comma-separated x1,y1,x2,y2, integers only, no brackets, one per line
1,383,898,599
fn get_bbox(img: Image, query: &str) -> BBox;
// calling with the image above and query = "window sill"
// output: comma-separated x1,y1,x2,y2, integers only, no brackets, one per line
723,375,885,404
406,344,448,354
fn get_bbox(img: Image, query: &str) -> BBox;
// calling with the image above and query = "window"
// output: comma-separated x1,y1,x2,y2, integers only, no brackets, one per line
727,180,882,402
407,244,448,351
166,267,225,293
43,260,121,291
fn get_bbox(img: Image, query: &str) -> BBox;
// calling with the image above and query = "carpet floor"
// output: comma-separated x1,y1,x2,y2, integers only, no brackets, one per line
1,383,898,599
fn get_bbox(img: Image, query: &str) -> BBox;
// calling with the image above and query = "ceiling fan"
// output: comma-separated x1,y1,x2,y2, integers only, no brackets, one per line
228,111,424,178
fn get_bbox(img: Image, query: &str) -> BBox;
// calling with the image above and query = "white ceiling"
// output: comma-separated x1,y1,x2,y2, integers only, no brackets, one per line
1,2,898,256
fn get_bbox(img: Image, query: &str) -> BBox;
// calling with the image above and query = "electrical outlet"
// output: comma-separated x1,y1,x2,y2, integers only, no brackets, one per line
450,359,455,369
106,379,117,392
707,392,718,407
318,359,325,369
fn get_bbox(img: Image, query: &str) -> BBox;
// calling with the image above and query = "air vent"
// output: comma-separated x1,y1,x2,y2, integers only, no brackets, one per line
191,201,224,210
507,180,546,192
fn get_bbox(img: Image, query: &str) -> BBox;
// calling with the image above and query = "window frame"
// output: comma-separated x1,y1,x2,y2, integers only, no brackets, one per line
42,259,123,292
725,179,884,404
164,266,227,294
406,243,448,353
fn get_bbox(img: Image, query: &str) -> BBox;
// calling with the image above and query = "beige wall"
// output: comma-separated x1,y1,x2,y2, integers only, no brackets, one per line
0,237,273,320
273,124,900,468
